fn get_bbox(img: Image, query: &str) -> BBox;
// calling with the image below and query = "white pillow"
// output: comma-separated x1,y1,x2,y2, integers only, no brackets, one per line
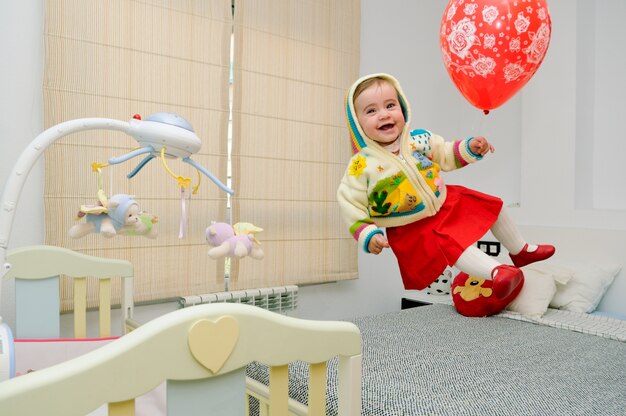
505,266,561,317
530,262,621,313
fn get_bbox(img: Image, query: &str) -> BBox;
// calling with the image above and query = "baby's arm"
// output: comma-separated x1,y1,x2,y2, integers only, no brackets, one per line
415,131,486,171
337,159,386,254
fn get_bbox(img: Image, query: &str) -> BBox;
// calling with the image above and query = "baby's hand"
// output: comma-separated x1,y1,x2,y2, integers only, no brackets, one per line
368,233,389,255
470,136,495,156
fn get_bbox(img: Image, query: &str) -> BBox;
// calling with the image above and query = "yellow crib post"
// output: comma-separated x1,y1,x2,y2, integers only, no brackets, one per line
269,365,289,416
98,278,111,337
307,362,327,416
108,399,135,415
73,277,87,338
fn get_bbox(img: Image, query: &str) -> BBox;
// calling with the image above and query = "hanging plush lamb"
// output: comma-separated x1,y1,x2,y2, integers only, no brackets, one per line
69,193,157,239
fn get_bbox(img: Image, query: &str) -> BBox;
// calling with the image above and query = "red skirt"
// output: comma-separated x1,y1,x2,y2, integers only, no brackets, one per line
386,185,502,290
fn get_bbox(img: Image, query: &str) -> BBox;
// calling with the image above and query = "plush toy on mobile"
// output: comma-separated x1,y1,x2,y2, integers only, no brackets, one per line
205,221,264,260
69,191,158,239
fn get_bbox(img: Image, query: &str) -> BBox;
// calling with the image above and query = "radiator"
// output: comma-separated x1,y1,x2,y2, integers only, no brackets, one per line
178,285,298,315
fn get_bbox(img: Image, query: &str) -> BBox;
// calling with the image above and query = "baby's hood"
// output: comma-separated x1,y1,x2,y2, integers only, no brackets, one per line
345,73,411,154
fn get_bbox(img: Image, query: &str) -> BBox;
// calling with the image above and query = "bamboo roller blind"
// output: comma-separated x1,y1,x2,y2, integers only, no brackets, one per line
43,0,360,309
229,0,360,289
43,0,231,310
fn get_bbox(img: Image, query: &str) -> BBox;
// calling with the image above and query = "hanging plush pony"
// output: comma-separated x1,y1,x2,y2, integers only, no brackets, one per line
69,192,158,239
205,221,264,260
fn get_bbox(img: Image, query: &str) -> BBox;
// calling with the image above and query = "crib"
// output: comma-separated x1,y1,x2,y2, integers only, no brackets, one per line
0,302,362,415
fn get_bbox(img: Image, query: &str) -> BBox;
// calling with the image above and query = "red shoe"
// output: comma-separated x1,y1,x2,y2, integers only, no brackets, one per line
509,244,555,268
491,265,524,299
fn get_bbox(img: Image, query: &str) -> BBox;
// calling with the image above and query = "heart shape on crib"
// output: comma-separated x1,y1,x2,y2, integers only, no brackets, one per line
188,316,239,373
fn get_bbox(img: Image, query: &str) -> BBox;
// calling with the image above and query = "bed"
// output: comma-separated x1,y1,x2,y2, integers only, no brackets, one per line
246,254,626,415
247,303,626,415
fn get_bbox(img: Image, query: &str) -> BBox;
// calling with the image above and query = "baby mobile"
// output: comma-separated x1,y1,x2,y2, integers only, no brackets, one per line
67,112,263,259
0,112,264,381
440,0,552,114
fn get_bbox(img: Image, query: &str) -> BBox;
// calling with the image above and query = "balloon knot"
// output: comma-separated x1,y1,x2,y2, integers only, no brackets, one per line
483,110,490,115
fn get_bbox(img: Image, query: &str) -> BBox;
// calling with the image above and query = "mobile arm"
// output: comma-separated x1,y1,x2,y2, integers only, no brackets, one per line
0,118,131,314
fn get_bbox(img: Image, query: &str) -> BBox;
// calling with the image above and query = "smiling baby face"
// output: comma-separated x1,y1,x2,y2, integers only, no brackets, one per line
353,79,405,147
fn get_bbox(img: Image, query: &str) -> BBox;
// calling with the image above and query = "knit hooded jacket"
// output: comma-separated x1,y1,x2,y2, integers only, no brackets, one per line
337,73,484,253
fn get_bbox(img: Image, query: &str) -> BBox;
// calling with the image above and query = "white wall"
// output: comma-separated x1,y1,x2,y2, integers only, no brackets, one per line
1,1,625,325
0,2,45,327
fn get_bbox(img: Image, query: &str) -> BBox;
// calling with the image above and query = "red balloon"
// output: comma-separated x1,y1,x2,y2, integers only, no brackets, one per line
440,0,552,113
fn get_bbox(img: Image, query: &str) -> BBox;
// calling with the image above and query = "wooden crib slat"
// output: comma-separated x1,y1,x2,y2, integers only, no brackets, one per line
269,365,289,416
307,362,327,416
108,399,135,415
99,278,111,337
73,277,87,338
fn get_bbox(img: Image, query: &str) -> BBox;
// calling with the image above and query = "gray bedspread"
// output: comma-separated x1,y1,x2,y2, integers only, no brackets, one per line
247,304,626,415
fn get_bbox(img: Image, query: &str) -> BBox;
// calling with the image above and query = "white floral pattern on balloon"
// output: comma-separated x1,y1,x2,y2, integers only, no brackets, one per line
440,0,552,113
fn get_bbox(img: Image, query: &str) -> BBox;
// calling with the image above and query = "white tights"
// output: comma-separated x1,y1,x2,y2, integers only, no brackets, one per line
454,208,530,279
